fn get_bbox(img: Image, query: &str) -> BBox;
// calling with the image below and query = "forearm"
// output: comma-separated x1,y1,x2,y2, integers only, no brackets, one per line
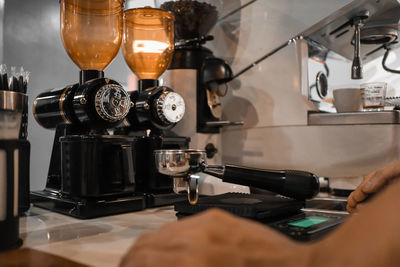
310,179,400,267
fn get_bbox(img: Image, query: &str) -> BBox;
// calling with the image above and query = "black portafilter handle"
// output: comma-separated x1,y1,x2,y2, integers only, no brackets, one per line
201,164,320,200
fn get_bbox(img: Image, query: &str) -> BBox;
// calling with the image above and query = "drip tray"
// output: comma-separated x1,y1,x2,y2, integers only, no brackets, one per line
305,197,347,212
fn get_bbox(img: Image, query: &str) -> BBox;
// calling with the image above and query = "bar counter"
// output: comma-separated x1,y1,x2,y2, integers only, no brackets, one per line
0,206,177,267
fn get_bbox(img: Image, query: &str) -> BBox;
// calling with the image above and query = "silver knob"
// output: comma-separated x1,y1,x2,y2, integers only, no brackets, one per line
156,91,185,125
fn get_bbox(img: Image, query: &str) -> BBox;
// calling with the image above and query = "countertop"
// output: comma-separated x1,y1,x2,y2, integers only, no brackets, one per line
2,196,347,266
18,206,178,267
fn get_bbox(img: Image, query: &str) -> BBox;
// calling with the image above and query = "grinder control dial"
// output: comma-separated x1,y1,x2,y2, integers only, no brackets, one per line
95,84,131,123
155,91,185,125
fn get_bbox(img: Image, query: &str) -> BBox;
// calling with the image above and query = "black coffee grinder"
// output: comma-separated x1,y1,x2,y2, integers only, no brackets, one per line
30,0,147,219
157,0,236,134
119,7,189,208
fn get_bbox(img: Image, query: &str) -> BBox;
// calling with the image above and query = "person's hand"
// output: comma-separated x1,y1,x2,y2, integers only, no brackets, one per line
347,160,400,213
119,209,309,267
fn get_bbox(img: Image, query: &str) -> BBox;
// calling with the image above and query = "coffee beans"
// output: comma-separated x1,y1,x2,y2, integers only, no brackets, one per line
160,0,218,40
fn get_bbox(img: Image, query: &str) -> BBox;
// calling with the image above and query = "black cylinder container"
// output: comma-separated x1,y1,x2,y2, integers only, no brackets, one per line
33,78,131,129
0,140,24,252
33,84,79,129
60,135,136,198
18,140,30,213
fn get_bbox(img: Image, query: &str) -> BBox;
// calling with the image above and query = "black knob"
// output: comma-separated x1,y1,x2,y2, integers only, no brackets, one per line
205,143,218,159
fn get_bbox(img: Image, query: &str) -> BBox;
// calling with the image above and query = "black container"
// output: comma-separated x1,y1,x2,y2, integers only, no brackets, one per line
33,84,79,129
0,140,24,252
60,135,136,198
18,140,30,213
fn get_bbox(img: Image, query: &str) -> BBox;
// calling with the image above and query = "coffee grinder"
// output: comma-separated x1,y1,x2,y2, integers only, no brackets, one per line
154,0,246,195
156,0,238,136
30,0,148,219
119,7,189,207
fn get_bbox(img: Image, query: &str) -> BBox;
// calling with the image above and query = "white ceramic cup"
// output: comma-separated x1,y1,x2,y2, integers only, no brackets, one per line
333,88,362,113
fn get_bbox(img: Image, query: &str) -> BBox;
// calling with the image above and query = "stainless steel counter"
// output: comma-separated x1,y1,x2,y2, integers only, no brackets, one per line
308,110,400,125
20,207,178,267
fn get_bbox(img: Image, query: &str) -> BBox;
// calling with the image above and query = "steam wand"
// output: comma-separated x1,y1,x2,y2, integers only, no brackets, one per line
351,11,369,80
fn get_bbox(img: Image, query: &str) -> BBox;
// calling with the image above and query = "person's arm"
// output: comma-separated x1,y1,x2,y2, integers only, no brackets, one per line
347,160,400,213
120,208,311,267
311,178,400,266
120,181,400,267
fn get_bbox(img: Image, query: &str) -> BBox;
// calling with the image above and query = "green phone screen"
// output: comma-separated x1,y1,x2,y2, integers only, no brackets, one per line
288,216,329,228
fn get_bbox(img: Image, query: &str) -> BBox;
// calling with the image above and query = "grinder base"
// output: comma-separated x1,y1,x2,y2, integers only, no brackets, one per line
145,192,187,208
30,190,146,219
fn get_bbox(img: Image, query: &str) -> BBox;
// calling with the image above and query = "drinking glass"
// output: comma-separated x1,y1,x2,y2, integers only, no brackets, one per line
361,82,387,111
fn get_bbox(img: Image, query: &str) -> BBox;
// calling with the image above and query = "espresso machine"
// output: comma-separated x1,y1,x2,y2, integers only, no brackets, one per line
30,0,146,218
215,0,400,193
120,7,189,207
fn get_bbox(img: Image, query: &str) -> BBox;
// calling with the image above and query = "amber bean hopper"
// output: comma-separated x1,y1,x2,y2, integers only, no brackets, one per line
122,7,175,80
60,0,124,71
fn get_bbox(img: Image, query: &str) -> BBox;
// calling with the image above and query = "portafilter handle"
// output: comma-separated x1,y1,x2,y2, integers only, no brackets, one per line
201,163,320,200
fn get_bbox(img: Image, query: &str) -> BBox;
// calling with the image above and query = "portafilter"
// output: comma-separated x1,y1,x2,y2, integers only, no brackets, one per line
154,149,320,205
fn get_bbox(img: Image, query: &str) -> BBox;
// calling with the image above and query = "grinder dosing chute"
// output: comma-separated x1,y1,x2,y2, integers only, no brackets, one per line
154,149,320,205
